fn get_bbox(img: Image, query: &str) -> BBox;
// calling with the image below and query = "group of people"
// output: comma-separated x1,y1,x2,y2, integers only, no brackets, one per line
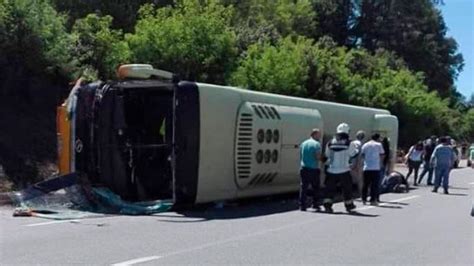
404,135,457,194
299,124,458,213
298,123,389,213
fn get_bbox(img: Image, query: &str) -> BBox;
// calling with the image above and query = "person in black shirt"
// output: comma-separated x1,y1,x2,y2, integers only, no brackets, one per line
418,135,436,185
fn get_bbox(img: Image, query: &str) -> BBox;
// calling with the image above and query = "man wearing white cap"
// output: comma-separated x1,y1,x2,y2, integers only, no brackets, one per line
323,123,358,213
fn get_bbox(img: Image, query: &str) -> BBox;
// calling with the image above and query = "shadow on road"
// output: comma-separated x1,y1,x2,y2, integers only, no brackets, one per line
374,205,402,209
377,200,409,206
160,193,300,222
156,188,413,222
318,210,379,218
449,186,469,191
444,193,468,197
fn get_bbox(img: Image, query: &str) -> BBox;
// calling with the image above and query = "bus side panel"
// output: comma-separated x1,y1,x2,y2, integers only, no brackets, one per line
194,84,242,203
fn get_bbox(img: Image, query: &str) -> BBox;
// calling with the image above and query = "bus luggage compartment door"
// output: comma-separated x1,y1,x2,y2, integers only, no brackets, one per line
279,106,323,185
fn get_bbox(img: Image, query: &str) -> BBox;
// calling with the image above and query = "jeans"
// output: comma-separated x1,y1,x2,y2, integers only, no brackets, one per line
299,168,321,208
406,159,422,184
434,166,451,189
418,161,434,184
362,170,380,202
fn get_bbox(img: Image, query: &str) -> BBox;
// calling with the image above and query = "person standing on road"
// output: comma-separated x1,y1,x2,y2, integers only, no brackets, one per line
405,141,424,186
299,128,323,211
361,133,385,205
430,136,456,194
350,130,365,194
380,138,391,182
323,123,358,213
418,135,437,185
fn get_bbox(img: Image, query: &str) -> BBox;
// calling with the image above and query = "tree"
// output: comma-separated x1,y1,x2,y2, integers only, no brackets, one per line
230,36,313,97
311,0,355,46
222,0,316,51
126,0,237,84
0,0,76,186
52,0,173,31
352,0,464,98
72,14,131,79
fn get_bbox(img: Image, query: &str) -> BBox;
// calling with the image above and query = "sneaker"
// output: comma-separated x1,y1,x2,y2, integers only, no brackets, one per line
324,204,334,213
370,201,378,206
427,182,433,186
300,206,307,211
345,203,357,212
432,187,438,193
443,189,449,195
312,205,322,212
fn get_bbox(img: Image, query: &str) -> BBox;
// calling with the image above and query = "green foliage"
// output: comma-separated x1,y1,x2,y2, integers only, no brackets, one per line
126,0,237,83
222,0,316,51
0,0,75,80
311,0,354,46
52,0,173,31
460,109,474,142
72,14,131,79
353,0,464,98
231,36,312,97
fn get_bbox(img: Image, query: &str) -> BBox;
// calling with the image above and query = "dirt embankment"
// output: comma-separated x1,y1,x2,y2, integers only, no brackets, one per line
0,71,69,191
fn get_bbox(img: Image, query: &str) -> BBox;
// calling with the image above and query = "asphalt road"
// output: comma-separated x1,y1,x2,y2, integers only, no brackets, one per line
1,164,473,265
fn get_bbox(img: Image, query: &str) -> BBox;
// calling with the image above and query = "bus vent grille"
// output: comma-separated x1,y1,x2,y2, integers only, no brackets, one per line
251,104,281,120
236,113,253,179
248,173,278,186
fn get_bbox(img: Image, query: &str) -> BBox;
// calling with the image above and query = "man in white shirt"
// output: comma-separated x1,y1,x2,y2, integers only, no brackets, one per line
361,133,385,205
323,123,358,213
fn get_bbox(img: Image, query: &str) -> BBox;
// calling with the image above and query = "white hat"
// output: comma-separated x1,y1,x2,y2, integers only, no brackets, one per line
336,123,350,134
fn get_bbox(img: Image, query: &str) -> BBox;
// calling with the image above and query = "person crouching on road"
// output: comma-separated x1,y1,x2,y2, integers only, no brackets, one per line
430,136,456,194
299,128,323,211
323,123,358,213
361,133,385,205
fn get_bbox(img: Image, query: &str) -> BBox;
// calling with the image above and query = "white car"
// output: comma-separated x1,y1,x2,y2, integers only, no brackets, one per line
467,144,474,167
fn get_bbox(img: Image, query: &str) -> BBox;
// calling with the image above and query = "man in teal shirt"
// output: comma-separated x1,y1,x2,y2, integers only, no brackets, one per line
299,128,322,211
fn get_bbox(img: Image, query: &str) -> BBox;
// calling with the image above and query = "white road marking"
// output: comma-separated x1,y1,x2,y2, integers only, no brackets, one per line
145,195,421,261
468,182,474,186
356,195,420,211
25,220,79,227
111,256,162,266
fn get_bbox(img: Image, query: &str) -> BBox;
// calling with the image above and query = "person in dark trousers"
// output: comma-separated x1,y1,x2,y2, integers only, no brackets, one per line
323,123,358,213
418,135,437,185
405,141,424,186
379,137,391,199
299,128,322,211
361,133,385,205
430,136,456,194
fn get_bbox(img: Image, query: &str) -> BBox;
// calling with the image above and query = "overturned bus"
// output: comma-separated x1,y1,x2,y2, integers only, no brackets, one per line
57,64,398,208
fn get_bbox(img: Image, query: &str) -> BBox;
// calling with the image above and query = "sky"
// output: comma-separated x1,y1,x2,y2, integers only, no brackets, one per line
439,0,474,99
